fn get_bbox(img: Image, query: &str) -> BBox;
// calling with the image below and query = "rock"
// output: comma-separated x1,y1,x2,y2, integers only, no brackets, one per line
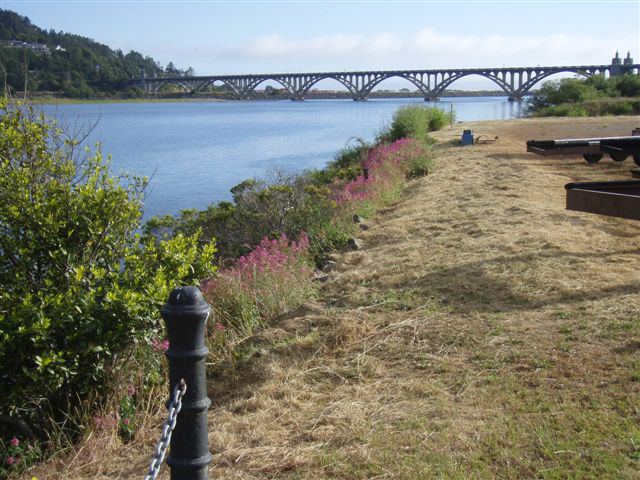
347,238,363,250
359,223,370,231
322,260,337,272
252,348,268,358
313,271,330,282
353,214,365,224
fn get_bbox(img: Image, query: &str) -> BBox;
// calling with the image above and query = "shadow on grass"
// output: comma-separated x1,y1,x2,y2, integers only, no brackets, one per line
410,249,640,312
406,248,640,314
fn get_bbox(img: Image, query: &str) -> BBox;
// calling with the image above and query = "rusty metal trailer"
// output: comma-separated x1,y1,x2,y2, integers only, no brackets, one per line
526,135,640,165
565,180,640,221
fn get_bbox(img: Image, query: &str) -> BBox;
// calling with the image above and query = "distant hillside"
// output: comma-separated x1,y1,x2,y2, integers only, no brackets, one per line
0,9,188,97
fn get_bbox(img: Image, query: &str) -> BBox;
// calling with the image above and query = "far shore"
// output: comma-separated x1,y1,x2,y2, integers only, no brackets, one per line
23,96,230,105
23,90,516,106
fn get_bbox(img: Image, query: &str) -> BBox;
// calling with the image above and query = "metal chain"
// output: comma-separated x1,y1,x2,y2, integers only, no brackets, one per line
144,379,187,480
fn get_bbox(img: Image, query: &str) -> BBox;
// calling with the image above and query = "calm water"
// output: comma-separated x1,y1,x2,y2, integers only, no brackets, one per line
42,97,524,220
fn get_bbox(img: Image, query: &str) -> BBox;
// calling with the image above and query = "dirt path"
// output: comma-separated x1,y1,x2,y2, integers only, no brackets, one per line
27,117,640,479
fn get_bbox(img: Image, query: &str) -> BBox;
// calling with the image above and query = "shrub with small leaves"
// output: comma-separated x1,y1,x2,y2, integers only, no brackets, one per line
0,102,217,441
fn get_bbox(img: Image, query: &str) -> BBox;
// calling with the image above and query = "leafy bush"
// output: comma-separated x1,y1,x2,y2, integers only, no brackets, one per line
228,172,342,261
612,74,640,97
532,98,640,117
309,139,371,185
0,103,217,439
143,201,236,256
527,74,640,116
378,105,453,144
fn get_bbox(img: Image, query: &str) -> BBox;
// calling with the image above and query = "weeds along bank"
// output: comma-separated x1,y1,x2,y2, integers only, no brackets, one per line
0,103,451,476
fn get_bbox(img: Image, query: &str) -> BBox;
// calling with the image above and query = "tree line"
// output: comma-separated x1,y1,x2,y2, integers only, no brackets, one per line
527,73,640,116
0,9,191,98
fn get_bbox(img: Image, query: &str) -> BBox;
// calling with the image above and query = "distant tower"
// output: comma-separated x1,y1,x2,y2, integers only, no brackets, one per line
612,51,622,66
623,51,634,66
611,51,622,76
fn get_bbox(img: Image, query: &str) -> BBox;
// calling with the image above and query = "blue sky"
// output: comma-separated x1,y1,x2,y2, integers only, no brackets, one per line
1,1,638,89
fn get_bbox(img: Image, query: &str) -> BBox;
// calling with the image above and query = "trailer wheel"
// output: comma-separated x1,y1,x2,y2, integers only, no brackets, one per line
583,153,603,164
610,153,628,162
634,154,640,166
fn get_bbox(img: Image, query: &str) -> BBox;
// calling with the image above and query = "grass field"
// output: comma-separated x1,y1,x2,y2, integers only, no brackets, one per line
22,116,640,479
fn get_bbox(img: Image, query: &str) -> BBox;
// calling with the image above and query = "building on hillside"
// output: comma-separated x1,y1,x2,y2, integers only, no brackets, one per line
0,40,51,55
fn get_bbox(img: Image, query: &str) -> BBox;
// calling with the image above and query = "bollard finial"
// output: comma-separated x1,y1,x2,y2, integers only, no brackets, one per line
167,286,206,307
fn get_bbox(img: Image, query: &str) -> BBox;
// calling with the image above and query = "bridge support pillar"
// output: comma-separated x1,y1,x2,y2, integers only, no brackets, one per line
507,95,523,102
424,96,439,102
353,97,367,102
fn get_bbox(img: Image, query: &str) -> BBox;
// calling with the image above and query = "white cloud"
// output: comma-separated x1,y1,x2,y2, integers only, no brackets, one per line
200,27,636,71
222,33,365,60
146,27,636,89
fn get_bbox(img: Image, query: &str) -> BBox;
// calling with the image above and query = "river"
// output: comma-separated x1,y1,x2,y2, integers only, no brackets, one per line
41,96,524,221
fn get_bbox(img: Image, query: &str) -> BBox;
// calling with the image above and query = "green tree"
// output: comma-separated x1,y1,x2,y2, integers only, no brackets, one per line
0,102,217,435
613,74,640,97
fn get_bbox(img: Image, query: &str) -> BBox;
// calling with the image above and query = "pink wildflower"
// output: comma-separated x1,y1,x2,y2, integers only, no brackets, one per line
93,415,104,428
151,338,170,353
9,437,19,447
213,323,226,333
127,385,136,396
4,456,14,466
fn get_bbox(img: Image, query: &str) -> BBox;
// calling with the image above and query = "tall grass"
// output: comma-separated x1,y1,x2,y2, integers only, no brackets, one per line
202,233,316,362
378,105,454,144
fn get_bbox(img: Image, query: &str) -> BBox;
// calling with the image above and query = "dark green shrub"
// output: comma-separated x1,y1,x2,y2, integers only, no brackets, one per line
228,171,343,261
612,74,640,97
0,103,217,438
143,201,236,257
527,75,640,117
310,139,371,185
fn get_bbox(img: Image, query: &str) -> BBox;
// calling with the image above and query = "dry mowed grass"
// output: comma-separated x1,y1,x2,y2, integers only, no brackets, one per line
25,117,640,479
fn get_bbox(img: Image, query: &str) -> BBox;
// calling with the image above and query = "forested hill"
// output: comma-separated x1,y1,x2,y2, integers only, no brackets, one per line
0,9,189,97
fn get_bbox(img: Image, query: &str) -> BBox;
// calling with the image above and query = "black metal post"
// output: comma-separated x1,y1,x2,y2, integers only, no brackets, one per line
161,286,212,480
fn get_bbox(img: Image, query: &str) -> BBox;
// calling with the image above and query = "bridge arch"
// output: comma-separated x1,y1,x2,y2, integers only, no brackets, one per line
430,71,514,98
512,68,594,97
358,73,430,97
241,77,298,98
192,78,247,98
295,75,361,98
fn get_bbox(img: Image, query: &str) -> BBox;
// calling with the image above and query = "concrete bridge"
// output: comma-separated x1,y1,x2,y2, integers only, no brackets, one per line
138,52,639,101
